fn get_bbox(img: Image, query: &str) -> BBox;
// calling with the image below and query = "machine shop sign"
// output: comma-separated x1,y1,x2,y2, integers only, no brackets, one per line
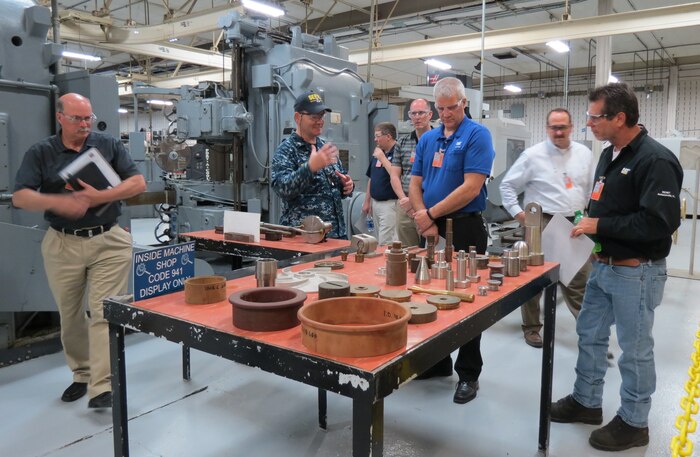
133,242,196,300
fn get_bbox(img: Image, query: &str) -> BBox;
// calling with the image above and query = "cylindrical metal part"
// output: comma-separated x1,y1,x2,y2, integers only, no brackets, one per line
318,281,351,300
504,249,520,277
476,255,489,270
488,262,505,276
468,249,478,277
255,258,277,287
445,269,455,291
490,273,504,285
415,256,432,285
456,250,468,282
349,284,381,297
477,285,488,296
355,252,365,263
514,240,530,272
445,218,453,263
455,279,471,289
379,289,413,302
340,250,349,261
410,256,421,273
426,235,436,262
386,241,408,286
487,279,500,291
431,250,448,279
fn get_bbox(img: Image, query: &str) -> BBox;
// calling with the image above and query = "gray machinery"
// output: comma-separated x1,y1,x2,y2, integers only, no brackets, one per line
140,11,394,240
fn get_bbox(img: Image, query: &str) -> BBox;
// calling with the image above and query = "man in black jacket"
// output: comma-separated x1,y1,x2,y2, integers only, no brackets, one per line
550,83,682,451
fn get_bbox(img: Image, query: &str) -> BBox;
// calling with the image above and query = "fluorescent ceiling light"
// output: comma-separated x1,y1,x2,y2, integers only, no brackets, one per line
168,37,178,43
425,59,452,70
118,108,128,114
504,84,522,93
147,99,174,106
241,0,284,17
62,51,101,62
546,40,569,53
608,74,619,83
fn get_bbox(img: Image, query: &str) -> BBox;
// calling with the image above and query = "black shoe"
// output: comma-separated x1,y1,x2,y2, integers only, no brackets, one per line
61,382,87,402
88,391,112,409
415,357,453,380
589,415,649,451
550,394,603,425
453,380,479,404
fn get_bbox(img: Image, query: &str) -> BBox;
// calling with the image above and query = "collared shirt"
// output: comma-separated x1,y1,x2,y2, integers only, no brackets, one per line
366,144,398,201
13,131,140,230
500,140,595,218
590,127,683,260
411,117,494,212
394,130,421,193
271,131,349,238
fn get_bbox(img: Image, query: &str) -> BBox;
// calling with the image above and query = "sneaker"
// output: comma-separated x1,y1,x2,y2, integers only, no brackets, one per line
453,380,479,404
88,391,112,409
524,330,543,348
589,415,649,451
61,382,87,402
550,394,603,425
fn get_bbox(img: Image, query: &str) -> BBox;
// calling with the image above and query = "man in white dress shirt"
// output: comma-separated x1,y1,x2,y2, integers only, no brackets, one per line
500,108,595,347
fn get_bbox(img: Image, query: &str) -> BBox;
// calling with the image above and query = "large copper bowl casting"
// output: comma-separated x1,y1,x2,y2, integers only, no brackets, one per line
229,287,307,331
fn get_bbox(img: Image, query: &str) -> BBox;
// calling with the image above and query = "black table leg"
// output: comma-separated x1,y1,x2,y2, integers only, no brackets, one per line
318,388,327,429
182,345,191,380
538,282,557,453
353,395,383,457
109,323,129,457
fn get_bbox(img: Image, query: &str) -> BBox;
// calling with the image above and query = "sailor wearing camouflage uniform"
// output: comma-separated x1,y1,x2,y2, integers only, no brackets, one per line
271,91,354,238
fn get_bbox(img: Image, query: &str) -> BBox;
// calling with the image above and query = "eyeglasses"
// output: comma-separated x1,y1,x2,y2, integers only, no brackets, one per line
300,112,325,122
547,125,571,132
374,132,387,139
60,113,97,123
585,111,612,123
408,110,429,117
435,100,463,113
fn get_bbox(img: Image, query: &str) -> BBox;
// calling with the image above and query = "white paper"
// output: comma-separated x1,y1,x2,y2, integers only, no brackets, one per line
542,213,594,286
223,210,260,242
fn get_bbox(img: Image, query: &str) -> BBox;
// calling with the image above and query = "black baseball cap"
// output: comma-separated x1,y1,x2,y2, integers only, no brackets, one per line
294,90,332,114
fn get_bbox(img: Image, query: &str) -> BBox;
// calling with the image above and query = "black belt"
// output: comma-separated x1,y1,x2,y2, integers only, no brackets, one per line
443,211,481,220
51,224,114,238
544,213,576,223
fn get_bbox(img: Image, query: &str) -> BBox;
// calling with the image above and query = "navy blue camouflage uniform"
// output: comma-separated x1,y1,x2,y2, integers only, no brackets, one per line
271,132,350,238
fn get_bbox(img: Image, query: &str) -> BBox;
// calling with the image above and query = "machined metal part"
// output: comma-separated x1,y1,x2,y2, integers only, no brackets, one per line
524,202,545,265
379,289,413,303
445,218,454,263
385,241,408,286
255,258,277,287
409,285,475,302
445,269,455,291
503,249,520,277
426,235,436,263
513,241,529,272
318,281,351,300
314,261,344,270
259,215,332,244
340,250,349,261
426,294,461,310
456,250,467,282
467,274,481,284
478,285,489,296
401,302,438,324
349,284,381,297
455,280,471,289
490,273,504,285
351,234,379,255
410,256,421,274
475,255,490,270
354,252,364,263
488,262,505,277
468,247,478,278
431,250,448,279
487,279,500,291
415,256,431,285
376,266,387,276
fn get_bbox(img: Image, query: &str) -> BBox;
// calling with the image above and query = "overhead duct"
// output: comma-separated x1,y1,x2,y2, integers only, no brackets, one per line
348,2,700,65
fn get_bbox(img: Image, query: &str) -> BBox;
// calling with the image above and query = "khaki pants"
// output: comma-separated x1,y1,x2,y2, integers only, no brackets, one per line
395,201,420,247
42,225,132,399
371,198,398,246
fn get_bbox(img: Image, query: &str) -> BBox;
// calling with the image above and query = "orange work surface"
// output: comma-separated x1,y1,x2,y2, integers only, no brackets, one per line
131,252,558,372
180,229,350,254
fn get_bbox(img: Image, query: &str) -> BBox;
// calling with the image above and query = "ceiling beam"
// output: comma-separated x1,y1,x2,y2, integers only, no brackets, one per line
348,2,700,65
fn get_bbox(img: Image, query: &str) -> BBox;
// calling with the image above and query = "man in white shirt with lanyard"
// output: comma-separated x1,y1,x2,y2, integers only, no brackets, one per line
500,108,595,347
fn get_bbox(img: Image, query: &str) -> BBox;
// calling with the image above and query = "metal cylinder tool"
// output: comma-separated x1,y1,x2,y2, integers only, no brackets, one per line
513,240,529,271
255,258,277,287
524,202,545,266
386,241,408,286
445,218,454,263
503,249,520,277
467,246,480,283
415,256,431,285
431,250,448,279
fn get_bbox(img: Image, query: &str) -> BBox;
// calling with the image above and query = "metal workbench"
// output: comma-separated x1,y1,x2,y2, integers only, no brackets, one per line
104,254,559,457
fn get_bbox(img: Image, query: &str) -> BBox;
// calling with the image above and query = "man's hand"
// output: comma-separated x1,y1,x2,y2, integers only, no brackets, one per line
335,170,354,196
308,143,339,172
53,193,90,220
414,208,433,232
362,198,371,215
372,147,386,162
75,179,105,207
571,217,598,237
399,197,414,216
515,211,526,225
421,223,438,239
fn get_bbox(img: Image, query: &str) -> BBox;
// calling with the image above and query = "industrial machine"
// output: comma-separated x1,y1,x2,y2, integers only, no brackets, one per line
0,2,392,351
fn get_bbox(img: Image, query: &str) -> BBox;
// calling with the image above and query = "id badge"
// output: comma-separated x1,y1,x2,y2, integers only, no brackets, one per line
564,173,573,189
375,159,382,167
410,150,416,164
591,179,605,201
432,150,444,168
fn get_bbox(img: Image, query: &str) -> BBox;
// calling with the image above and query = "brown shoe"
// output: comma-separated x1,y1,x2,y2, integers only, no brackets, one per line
589,415,649,451
551,394,603,425
524,330,543,348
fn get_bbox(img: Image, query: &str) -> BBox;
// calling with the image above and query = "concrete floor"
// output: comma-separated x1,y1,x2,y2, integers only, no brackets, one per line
2,220,700,457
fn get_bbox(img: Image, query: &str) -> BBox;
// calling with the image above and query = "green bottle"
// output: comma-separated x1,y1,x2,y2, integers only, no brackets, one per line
573,210,602,253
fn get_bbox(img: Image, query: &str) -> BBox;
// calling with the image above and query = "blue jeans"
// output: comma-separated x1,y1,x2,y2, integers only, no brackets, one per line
572,259,667,428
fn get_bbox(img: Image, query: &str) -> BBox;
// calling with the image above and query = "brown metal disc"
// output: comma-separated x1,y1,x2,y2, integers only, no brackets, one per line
349,284,381,297
379,289,413,302
426,294,461,310
401,302,438,324
314,260,345,270
318,281,351,300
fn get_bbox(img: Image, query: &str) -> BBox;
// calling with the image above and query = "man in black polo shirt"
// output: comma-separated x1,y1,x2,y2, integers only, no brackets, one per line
363,122,399,245
551,83,682,451
13,93,146,409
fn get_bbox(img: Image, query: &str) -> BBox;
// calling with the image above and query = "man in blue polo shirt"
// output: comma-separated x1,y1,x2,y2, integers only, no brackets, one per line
409,77,495,404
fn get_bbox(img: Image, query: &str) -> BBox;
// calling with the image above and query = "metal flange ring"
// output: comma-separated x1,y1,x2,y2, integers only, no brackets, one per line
401,302,438,324
349,284,381,297
379,289,413,302
426,294,461,310
314,261,345,270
